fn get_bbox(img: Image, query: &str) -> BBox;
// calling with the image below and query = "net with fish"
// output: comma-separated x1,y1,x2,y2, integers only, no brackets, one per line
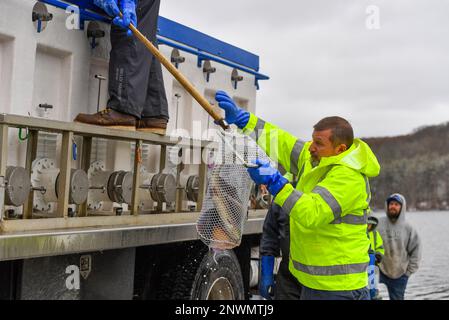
196,129,272,250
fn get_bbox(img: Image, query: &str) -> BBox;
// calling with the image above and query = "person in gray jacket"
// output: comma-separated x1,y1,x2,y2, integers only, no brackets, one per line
377,193,422,300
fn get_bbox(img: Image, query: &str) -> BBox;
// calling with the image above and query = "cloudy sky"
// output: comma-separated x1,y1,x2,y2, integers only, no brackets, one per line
160,0,449,139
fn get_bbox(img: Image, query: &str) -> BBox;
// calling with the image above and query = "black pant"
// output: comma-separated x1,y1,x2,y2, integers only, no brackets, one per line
300,286,370,300
274,260,302,300
107,0,169,120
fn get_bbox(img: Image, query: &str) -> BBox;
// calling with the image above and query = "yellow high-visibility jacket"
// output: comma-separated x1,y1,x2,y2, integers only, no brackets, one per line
369,230,385,256
243,113,381,291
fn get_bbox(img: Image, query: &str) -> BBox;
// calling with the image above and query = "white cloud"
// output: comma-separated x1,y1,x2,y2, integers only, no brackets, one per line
160,0,449,138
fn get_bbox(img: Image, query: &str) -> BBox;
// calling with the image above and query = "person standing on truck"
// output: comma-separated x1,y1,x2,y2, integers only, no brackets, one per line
215,91,380,300
377,193,422,300
259,174,303,300
74,0,169,135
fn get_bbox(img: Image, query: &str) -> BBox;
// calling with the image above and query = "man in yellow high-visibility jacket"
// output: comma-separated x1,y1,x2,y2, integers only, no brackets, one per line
368,216,385,261
215,91,380,300
367,215,384,300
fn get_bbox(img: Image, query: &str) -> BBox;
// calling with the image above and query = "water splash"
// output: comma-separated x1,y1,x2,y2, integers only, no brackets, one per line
211,247,223,265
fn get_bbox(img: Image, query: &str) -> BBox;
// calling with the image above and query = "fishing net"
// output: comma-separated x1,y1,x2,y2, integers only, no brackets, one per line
196,128,273,250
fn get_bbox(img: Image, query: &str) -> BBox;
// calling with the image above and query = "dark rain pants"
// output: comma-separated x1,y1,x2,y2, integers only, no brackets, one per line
275,260,303,300
107,0,169,120
300,286,370,300
260,203,302,300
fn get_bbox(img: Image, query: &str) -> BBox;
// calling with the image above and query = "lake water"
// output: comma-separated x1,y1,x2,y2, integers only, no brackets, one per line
373,211,449,300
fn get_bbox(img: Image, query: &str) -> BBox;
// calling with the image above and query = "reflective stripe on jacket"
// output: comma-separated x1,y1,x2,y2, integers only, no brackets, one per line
243,113,381,291
369,230,385,256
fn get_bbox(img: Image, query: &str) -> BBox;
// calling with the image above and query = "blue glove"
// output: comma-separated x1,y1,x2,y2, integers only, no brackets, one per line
215,91,250,129
112,0,137,37
259,255,275,300
368,253,377,300
93,0,120,17
247,159,288,197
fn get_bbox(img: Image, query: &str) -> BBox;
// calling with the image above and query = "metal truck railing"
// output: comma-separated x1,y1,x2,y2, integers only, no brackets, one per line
0,113,213,224
0,114,266,261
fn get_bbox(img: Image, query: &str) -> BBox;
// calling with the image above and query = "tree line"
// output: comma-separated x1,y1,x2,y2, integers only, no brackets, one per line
364,122,449,211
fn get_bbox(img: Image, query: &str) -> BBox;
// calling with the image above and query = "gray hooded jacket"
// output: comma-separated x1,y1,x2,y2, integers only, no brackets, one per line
377,193,422,279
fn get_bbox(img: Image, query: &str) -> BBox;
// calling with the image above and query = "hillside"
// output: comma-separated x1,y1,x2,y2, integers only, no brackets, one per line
364,122,449,211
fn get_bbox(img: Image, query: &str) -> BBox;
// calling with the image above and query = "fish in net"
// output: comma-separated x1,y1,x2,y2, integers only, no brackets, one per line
196,128,273,250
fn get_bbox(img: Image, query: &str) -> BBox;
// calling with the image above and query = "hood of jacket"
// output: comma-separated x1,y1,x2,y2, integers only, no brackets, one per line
385,193,407,224
316,138,381,178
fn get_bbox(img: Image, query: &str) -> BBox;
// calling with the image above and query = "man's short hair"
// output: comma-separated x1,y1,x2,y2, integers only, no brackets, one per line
313,116,354,148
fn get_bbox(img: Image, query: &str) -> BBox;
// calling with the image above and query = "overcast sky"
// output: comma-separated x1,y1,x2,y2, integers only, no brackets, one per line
160,0,449,139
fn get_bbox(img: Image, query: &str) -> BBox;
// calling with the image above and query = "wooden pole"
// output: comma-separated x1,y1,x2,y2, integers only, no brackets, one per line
127,21,229,130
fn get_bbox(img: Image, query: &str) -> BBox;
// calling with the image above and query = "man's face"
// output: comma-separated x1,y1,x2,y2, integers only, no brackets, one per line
387,200,402,220
309,129,347,162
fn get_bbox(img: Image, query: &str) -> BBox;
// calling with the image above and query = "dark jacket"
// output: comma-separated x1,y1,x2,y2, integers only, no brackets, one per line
260,203,290,261
260,202,303,299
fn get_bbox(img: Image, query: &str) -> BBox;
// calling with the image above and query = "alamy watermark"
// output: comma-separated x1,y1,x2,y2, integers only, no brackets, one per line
65,5,81,30
65,265,80,290
366,5,381,30
162,120,282,170
65,256,91,290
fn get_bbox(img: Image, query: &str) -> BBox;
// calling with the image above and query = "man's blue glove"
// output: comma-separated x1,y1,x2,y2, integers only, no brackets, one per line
247,159,288,197
259,255,275,300
112,0,137,37
215,91,250,129
93,0,120,18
